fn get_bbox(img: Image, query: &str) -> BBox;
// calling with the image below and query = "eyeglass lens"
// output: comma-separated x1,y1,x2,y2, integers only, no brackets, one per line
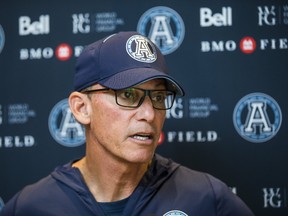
115,88,175,110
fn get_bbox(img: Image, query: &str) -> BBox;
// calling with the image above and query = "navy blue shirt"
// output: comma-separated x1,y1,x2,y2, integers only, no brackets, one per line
98,197,129,216
0,154,254,216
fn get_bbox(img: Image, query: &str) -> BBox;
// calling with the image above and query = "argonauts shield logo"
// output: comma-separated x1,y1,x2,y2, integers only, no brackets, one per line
126,34,157,63
137,6,185,55
233,93,282,143
0,24,5,54
163,210,188,216
48,99,85,147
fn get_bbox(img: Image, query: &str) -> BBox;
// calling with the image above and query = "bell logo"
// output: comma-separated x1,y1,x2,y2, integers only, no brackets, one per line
19,15,50,36
200,7,232,27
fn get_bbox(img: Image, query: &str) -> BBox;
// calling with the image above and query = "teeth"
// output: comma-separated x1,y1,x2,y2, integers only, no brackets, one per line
133,135,150,140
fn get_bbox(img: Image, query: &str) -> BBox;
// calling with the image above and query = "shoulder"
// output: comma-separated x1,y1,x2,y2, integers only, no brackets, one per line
154,155,254,215
174,166,254,215
0,161,81,216
0,175,56,216
18,174,59,200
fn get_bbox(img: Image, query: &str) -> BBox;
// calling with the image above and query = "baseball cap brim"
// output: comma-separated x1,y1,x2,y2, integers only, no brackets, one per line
98,68,185,96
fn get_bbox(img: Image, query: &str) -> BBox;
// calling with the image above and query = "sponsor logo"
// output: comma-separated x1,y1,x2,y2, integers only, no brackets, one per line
19,15,50,36
137,6,185,55
239,37,257,54
48,99,85,147
200,7,232,27
201,39,237,52
166,98,219,119
55,43,73,61
19,44,84,61
7,104,36,124
260,38,288,50
233,93,282,143
188,98,219,118
163,210,188,216
72,12,124,34
0,103,36,125
166,98,184,119
159,99,220,144
0,103,36,148
201,37,288,53
0,135,35,148
72,13,90,34
258,5,288,26
20,47,54,60
263,188,286,208
165,130,218,143
0,24,5,54
126,35,157,63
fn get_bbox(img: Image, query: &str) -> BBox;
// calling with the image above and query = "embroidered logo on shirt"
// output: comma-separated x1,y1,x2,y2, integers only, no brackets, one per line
163,210,188,216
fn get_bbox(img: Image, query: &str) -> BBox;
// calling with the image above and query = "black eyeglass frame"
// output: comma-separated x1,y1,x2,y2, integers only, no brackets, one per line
81,87,176,110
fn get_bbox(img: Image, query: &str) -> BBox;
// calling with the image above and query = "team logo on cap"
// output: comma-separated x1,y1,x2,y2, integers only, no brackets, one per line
126,35,157,63
0,24,5,54
233,93,282,143
48,99,85,147
137,6,185,55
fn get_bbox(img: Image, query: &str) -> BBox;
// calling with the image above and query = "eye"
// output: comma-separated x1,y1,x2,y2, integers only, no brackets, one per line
152,91,166,103
117,88,139,104
124,89,136,99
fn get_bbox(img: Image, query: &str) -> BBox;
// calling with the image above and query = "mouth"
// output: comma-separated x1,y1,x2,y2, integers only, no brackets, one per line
131,133,153,141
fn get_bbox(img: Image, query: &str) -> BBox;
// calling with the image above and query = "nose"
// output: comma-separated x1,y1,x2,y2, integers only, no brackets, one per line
135,96,156,122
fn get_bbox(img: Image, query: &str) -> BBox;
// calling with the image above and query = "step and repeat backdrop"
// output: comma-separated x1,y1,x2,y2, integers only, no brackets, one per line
0,0,288,215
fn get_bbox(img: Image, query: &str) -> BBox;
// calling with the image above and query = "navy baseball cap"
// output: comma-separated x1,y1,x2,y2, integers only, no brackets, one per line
74,31,184,96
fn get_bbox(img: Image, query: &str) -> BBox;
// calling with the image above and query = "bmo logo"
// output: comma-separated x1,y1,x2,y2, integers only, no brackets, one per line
200,7,232,27
19,15,50,36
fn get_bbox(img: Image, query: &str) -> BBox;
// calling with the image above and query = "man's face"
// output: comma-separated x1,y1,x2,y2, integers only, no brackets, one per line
87,79,167,164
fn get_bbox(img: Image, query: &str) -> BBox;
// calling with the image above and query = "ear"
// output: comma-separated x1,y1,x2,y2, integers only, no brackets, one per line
68,91,91,125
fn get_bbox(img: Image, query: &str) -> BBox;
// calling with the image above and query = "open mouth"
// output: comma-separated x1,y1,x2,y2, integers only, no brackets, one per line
132,134,152,141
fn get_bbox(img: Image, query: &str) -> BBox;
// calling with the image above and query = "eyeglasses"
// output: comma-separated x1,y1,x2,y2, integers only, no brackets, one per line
82,87,176,110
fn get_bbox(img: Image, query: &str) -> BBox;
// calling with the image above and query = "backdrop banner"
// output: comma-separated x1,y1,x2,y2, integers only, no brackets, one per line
0,1,288,215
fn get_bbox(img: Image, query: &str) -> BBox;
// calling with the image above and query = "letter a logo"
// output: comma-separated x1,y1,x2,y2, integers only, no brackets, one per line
244,101,272,133
137,6,185,55
48,99,85,147
233,93,282,143
126,35,157,63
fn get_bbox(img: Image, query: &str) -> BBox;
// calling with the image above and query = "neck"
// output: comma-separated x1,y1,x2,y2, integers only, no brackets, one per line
73,152,150,202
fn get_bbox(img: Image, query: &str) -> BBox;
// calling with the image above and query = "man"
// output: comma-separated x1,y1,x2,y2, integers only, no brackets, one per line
0,31,254,216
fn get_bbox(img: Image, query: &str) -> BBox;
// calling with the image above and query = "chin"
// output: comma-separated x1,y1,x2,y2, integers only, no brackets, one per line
126,150,154,164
